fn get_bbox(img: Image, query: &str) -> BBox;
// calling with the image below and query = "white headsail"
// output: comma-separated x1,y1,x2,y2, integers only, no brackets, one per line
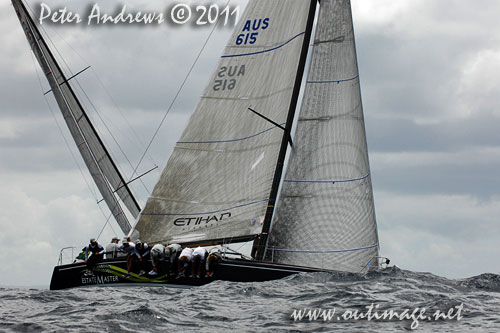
267,0,379,272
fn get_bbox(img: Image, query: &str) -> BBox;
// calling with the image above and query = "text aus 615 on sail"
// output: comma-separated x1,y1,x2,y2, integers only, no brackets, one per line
212,18,269,92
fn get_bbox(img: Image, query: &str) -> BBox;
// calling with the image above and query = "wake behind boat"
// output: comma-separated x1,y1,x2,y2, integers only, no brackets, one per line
14,0,385,290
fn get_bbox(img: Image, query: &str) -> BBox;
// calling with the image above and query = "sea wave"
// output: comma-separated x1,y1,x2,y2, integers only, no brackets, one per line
1,268,500,332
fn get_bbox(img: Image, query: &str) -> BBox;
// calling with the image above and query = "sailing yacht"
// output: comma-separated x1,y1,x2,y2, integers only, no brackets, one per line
13,0,382,290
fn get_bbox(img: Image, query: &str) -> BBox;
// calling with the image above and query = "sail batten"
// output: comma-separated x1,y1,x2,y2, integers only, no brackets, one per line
13,0,140,234
268,0,380,272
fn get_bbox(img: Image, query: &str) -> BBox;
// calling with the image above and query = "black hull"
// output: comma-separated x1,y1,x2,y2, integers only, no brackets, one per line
49,258,328,290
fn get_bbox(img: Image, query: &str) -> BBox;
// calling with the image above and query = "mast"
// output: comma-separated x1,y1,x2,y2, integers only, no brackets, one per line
251,0,318,260
13,0,140,234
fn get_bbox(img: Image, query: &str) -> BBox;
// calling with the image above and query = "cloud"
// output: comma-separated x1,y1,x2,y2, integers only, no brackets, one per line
377,191,500,277
1,0,499,286
0,175,106,286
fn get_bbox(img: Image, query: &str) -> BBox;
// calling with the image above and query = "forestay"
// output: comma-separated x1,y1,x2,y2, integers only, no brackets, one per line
267,0,379,272
135,0,314,245
13,0,140,234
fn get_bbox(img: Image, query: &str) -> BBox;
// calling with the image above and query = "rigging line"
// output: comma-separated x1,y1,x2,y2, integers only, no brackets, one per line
30,52,98,201
176,123,286,144
25,10,132,233
72,80,151,194
89,69,158,168
131,0,232,181
27,1,151,194
32,52,118,238
96,213,115,242
25,3,130,237
44,66,91,95
42,17,155,164
97,165,159,203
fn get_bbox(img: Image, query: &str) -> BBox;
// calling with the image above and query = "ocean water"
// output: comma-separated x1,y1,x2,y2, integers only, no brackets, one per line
1,267,500,332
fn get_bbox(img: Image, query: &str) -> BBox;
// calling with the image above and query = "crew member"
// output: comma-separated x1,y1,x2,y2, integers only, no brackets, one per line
165,243,182,274
149,243,165,276
205,247,221,278
118,237,139,277
135,240,150,275
105,236,120,259
191,246,208,278
85,238,104,269
177,247,193,278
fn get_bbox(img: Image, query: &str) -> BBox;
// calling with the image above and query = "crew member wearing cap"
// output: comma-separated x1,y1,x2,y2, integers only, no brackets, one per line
105,236,120,259
84,238,105,269
135,240,150,275
118,237,140,277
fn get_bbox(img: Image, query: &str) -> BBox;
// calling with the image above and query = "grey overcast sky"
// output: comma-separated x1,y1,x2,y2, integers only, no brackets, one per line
1,0,500,287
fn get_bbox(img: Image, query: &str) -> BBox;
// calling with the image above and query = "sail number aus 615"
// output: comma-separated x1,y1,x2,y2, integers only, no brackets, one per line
236,18,269,45
213,65,246,91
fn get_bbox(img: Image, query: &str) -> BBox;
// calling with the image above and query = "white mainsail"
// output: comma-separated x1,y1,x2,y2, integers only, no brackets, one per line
12,0,140,234
134,0,317,245
267,0,379,272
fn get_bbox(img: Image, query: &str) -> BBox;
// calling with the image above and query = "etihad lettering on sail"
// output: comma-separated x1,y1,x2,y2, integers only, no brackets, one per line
174,212,231,226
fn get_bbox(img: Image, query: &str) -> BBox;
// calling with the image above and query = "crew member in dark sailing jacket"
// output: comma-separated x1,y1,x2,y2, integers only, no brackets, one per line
84,238,104,269
135,240,150,274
